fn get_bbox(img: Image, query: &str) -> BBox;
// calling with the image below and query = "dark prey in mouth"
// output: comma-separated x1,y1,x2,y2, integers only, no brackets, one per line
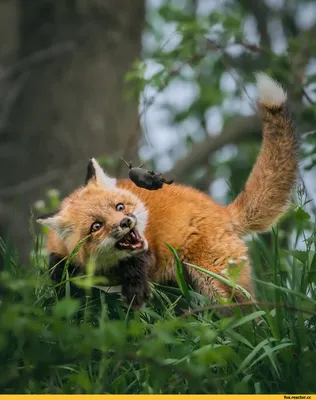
116,228,143,250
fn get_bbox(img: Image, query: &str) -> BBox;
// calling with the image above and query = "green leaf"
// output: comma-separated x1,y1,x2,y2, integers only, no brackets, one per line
184,262,253,300
191,344,241,367
165,243,190,301
53,298,80,319
228,331,254,349
289,250,309,263
308,253,316,283
253,278,316,305
68,370,92,393
230,311,265,328
248,342,294,373
112,375,127,393
235,338,278,374
295,207,311,222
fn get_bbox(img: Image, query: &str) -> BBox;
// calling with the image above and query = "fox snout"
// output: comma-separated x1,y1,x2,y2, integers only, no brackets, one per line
112,214,137,239
120,215,135,229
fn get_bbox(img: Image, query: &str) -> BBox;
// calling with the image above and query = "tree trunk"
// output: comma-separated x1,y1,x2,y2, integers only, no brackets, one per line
0,0,145,263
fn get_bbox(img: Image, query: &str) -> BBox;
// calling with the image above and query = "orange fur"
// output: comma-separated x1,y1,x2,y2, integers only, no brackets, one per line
117,181,253,300
40,74,298,303
228,104,298,234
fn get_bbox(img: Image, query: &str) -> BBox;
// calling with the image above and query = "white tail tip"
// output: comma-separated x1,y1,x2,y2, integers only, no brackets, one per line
255,72,287,107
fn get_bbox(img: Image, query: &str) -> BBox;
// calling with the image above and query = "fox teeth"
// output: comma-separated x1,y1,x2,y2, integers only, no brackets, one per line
116,228,144,250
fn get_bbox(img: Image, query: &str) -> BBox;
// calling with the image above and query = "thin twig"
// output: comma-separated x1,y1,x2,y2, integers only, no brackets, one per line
234,40,268,54
302,88,315,105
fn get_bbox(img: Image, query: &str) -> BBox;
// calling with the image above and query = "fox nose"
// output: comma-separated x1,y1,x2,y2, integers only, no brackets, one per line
120,216,133,229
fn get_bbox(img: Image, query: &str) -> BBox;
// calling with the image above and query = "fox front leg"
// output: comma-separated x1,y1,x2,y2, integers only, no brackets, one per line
118,250,154,310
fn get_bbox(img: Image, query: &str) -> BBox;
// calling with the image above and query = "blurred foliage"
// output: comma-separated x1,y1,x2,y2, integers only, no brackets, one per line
1,192,316,394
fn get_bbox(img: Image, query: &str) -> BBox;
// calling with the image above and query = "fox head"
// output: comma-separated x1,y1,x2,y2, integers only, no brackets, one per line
37,158,148,267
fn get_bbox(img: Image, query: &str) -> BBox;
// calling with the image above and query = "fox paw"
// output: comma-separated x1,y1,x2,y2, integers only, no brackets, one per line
121,283,152,310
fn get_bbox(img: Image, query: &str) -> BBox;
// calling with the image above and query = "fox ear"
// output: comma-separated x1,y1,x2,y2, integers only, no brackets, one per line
85,158,117,190
36,211,70,238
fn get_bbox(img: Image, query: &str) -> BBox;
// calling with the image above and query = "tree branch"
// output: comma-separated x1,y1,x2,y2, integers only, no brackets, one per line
168,115,260,182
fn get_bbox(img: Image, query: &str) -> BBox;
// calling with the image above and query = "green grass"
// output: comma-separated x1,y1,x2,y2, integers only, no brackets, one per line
1,201,316,394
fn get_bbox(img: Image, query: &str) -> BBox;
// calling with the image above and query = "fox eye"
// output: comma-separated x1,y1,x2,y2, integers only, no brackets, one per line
116,203,125,211
90,222,103,233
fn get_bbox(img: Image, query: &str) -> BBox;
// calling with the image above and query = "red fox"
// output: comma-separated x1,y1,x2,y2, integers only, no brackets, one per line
37,73,298,308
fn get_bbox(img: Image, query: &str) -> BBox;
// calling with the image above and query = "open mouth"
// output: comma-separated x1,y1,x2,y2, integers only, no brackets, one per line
116,228,144,251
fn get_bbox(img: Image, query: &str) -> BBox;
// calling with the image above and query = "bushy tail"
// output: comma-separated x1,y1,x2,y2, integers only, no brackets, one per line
228,73,299,235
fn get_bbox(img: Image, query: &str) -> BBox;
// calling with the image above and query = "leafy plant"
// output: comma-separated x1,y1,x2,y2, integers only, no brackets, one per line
1,188,316,394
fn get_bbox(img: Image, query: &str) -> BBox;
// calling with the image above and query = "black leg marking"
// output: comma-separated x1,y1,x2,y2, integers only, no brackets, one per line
118,250,154,310
49,250,154,310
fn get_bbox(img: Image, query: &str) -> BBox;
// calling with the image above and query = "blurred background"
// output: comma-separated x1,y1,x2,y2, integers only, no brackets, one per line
0,0,315,262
